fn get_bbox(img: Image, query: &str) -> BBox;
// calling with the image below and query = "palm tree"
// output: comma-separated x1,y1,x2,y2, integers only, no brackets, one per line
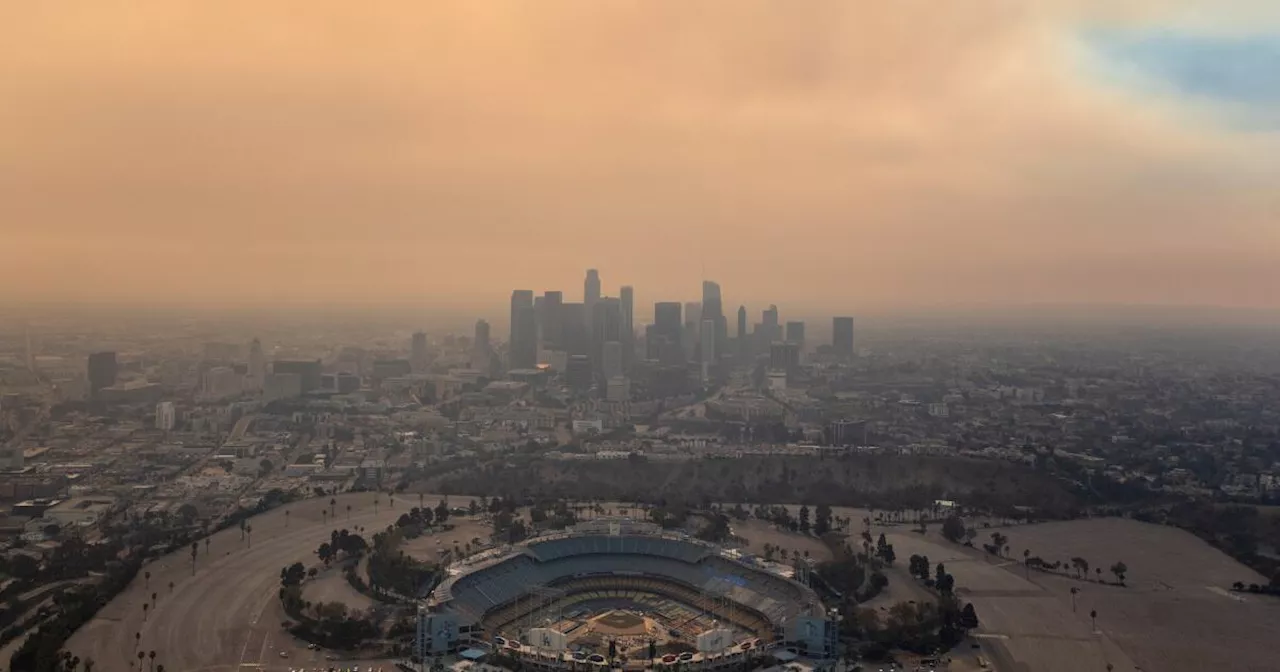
330,497,337,518
137,651,145,669
348,504,353,520
168,581,174,594
190,541,198,576
1090,609,1098,631
373,496,378,514
151,592,157,604
246,524,253,548
285,509,290,527
156,666,165,672
142,603,148,621
84,657,95,672
204,537,210,555
144,571,151,589
322,509,328,525
148,650,156,672
135,632,141,651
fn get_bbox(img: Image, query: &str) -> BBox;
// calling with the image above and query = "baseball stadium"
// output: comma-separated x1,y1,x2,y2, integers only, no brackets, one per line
416,520,835,669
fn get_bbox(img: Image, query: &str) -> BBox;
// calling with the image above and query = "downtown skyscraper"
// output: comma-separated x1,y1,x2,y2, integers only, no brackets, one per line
509,290,537,369
833,316,855,359
584,269,601,328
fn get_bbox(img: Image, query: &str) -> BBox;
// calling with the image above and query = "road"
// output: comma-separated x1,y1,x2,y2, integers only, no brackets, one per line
69,491,441,672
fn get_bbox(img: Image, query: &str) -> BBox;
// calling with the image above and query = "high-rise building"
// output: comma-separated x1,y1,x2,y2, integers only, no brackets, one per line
264,373,303,401
472,319,492,371
202,366,242,399
560,303,589,356
619,285,634,371
770,342,800,373
602,341,623,380
410,331,429,373
833,317,855,359
701,280,727,359
683,302,702,362
762,305,780,341
155,401,176,431
591,297,622,377
87,352,118,395
248,338,266,386
273,359,322,391
785,321,806,349
651,302,683,363
509,290,538,369
584,269,601,328
541,291,564,349
700,318,717,381
566,355,593,392
737,305,749,360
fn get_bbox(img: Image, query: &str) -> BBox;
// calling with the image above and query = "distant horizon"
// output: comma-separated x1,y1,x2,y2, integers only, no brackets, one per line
6,298,1280,333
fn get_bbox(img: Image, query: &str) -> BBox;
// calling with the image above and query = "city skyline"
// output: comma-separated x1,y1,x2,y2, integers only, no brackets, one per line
4,2,1280,309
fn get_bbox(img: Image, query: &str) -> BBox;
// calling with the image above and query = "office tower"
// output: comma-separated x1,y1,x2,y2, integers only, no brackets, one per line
652,302,683,363
510,290,538,369
833,317,855,359
264,373,303,401
702,280,727,357
770,342,800,373
155,401,176,431
591,297,622,377
785,321,806,349
566,355,593,392
683,302,702,362
619,285,634,370
248,338,266,385
472,319,492,370
762,305,780,341
410,331,429,373
203,366,242,399
700,318,717,364
602,341,623,380
700,318,717,381
561,303,589,356
87,351,118,395
737,305,749,360
272,359,322,391
541,291,563,349
584,269,601,328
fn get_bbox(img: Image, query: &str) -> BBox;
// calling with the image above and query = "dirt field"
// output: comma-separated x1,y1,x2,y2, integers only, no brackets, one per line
730,518,833,562
302,567,374,611
401,517,493,563
987,518,1280,672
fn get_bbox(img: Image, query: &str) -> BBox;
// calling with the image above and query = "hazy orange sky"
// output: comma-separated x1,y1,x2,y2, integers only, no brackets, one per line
2,1,1278,314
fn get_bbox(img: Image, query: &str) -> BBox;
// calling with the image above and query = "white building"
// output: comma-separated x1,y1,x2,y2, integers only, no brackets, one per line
155,401,177,431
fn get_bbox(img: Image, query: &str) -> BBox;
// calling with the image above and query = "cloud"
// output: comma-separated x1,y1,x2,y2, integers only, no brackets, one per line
1,1,1278,312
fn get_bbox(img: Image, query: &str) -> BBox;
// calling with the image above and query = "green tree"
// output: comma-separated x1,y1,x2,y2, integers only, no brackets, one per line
941,515,965,543
1110,561,1128,585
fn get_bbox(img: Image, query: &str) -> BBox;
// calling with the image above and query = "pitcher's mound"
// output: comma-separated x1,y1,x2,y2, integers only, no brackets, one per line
592,610,647,634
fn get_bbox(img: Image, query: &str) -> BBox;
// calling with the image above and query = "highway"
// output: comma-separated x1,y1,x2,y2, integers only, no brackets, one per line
68,492,436,672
